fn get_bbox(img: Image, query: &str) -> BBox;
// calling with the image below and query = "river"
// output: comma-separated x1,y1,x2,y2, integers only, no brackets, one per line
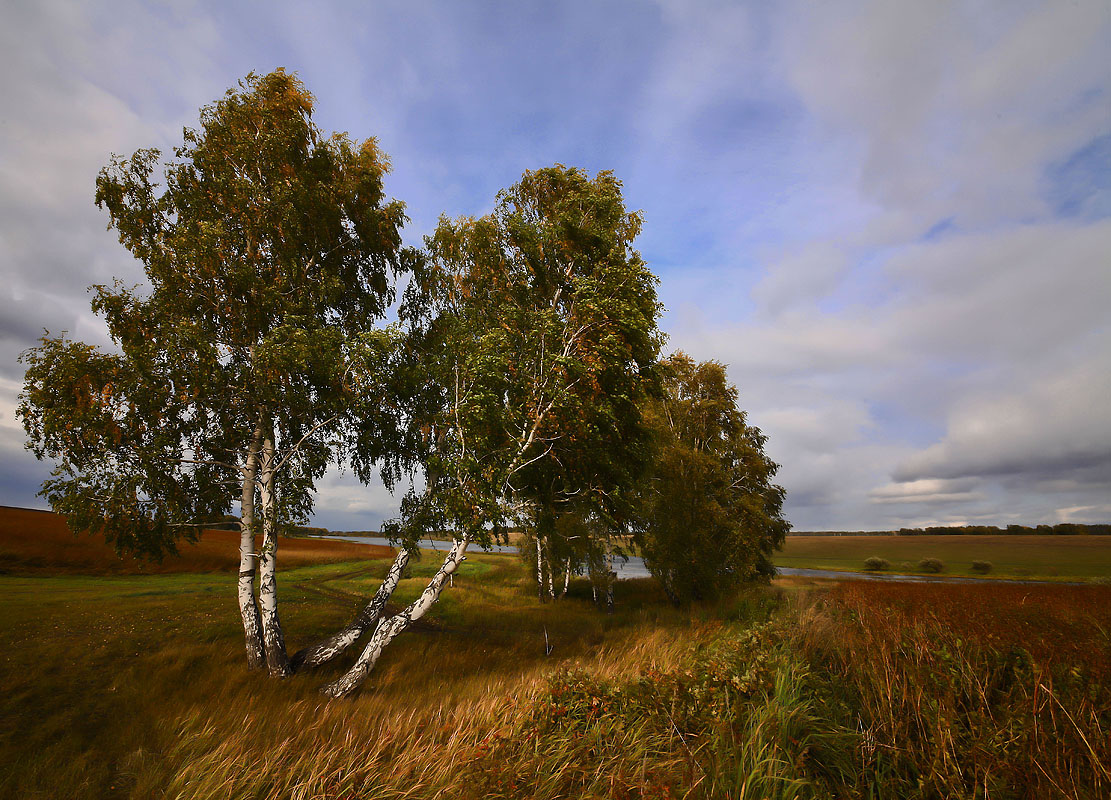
317,535,1078,585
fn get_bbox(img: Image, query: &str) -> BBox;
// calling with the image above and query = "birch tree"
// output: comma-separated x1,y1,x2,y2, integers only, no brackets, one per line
633,353,790,604
18,70,409,674
320,165,662,697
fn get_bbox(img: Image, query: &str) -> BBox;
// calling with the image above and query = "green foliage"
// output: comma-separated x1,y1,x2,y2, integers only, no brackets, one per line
863,556,890,571
17,335,224,560
634,353,790,604
917,557,945,573
971,559,993,574
394,165,662,548
19,69,409,555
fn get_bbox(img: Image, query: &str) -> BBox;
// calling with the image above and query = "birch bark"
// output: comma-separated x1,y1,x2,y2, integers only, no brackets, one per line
237,423,266,669
290,547,411,671
535,536,545,600
258,431,292,677
605,543,615,614
320,539,469,698
546,538,556,600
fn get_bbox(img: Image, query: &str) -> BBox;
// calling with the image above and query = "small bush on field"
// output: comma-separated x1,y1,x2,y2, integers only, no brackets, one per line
917,557,944,573
971,559,992,574
863,556,890,571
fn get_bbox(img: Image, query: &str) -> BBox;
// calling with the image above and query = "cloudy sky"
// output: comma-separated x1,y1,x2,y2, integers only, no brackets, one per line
1,0,1108,531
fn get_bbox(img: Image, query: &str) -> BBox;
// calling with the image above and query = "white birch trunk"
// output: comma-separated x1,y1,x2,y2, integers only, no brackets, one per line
290,547,411,671
546,539,556,600
320,538,469,698
237,425,265,670
258,432,291,677
561,557,572,598
535,535,545,600
605,543,615,614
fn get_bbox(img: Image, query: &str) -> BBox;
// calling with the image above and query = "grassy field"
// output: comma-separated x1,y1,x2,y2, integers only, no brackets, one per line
2,508,1110,798
775,533,1111,580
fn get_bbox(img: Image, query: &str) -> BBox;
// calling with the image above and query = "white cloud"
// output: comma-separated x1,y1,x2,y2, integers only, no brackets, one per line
750,242,851,314
881,220,1111,363
1055,504,1111,524
2,0,1109,532
869,478,983,505
784,0,1111,225
756,401,872,454
313,470,399,516
638,0,757,143
894,361,1111,482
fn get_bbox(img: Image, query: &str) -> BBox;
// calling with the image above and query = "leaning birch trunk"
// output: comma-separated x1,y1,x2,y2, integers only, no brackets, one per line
290,547,411,671
257,432,292,677
320,538,469,698
237,425,265,669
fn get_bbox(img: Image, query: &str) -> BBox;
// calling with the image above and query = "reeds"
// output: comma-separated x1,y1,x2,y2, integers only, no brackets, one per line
2,553,1108,799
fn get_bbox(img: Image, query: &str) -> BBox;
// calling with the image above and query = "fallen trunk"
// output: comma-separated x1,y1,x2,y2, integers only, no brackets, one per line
290,546,411,671
321,538,469,698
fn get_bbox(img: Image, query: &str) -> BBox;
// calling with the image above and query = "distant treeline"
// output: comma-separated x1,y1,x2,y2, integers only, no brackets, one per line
289,526,380,538
792,523,1111,537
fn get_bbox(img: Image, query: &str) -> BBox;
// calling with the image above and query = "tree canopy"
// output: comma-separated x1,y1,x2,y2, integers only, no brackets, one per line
633,353,789,604
394,165,663,549
20,68,410,556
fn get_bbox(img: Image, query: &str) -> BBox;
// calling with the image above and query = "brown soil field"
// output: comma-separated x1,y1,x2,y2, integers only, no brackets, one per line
0,505,391,576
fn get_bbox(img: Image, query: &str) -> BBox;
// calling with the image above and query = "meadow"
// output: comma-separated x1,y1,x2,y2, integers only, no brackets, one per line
775,533,1111,580
1,508,1109,798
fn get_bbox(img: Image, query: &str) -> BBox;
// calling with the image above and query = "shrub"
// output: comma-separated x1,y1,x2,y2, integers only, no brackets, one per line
863,557,890,572
971,560,992,574
918,557,944,573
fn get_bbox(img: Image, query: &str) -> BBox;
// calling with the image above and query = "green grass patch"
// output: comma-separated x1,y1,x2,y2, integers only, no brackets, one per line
774,534,1111,580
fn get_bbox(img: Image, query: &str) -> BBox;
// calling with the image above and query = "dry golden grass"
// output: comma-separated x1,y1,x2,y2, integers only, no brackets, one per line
2,510,1109,798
